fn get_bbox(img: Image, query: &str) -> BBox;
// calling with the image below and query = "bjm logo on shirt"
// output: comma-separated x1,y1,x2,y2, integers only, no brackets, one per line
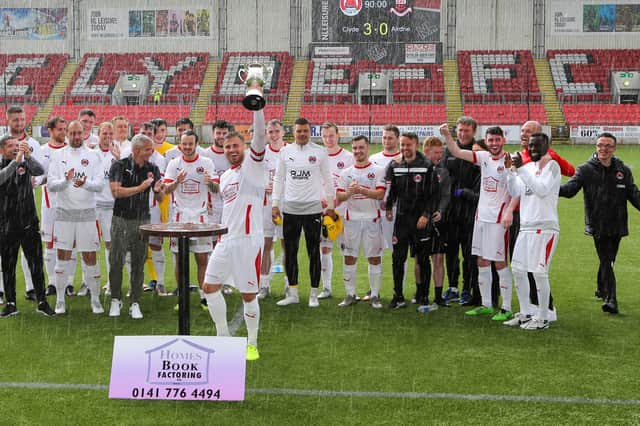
308,156,317,164
81,159,89,166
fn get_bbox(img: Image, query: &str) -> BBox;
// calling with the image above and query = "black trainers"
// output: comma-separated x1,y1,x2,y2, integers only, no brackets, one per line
602,300,619,314
389,296,407,309
37,301,56,317
45,285,56,296
0,303,19,318
65,285,76,297
25,289,37,301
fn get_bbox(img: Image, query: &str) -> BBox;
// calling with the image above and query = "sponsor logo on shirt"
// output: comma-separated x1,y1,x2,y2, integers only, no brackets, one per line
290,169,311,180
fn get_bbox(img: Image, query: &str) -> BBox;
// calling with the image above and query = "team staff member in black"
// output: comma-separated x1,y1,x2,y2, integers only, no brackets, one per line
108,134,165,319
0,134,55,317
560,132,640,314
442,117,481,306
385,132,439,309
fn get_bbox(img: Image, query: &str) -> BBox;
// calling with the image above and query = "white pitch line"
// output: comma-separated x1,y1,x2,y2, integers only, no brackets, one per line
0,382,639,406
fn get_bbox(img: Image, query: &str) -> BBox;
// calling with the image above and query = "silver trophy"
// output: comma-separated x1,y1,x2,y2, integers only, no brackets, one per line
238,63,272,110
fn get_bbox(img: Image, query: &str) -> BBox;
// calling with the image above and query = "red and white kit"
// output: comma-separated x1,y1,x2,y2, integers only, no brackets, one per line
164,154,216,253
337,162,386,258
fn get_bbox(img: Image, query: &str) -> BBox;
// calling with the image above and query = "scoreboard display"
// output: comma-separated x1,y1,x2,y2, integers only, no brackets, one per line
313,0,441,43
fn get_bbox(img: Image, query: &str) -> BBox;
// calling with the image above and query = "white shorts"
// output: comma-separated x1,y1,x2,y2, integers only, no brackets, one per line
54,220,101,252
149,206,162,246
511,229,559,274
471,220,508,262
204,236,262,294
97,207,113,243
41,207,55,244
169,211,214,254
381,213,395,249
340,219,384,259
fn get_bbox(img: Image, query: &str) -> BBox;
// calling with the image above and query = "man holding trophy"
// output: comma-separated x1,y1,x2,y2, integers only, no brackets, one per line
202,64,268,361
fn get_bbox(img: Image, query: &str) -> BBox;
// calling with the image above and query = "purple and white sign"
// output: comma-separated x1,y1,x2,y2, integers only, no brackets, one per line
109,336,246,401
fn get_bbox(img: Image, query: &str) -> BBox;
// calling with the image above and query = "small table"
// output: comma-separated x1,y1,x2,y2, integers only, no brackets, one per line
139,223,228,335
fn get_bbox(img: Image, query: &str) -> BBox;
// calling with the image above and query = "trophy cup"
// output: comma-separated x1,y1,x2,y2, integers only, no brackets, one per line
238,63,272,110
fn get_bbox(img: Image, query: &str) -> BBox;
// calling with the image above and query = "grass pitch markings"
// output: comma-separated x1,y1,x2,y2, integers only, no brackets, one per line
2,382,639,406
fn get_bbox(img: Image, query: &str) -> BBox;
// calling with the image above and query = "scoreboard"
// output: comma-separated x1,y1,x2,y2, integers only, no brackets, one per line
313,0,441,43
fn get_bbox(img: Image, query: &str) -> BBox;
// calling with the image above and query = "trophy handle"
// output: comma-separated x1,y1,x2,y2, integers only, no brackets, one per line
238,67,246,82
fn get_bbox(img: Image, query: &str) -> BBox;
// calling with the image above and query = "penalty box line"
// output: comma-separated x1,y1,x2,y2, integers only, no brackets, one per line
0,382,639,406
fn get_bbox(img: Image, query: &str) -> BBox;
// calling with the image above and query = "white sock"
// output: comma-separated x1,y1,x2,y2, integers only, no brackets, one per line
321,252,333,291
198,289,205,299
83,263,101,303
513,269,533,315
284,274,290,294
21,253,34,291
205,290,230,336
533,272,551,321
402,260,408,290
44,248,56,286
104,248,111,284
243,298,260,347
151,250,165,287
54,259,70,304
343,263,357,296
497,267,513,311
0,257,4,291
66,252,77,286
368,263,382,297
260,274,271,289
478,266,492,308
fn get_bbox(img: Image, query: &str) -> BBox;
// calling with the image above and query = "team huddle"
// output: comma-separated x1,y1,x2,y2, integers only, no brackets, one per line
1,104,639,361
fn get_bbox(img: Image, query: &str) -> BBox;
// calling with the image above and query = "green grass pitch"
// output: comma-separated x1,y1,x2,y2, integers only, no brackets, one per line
1,144,639,425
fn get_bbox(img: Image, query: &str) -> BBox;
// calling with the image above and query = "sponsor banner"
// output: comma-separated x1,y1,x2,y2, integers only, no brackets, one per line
550,1,640,35
88,8,211,39
0,8,67,40
405,43,437,64
109,335,246,401
570,125,640,142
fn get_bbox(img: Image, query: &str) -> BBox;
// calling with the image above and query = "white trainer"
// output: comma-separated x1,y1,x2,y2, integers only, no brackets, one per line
77,283,89,297
276,287,299,306
503,312,531,327
54,301,66,315
318,289,332,299
91,299,104,314
308,288,319,308
129,302,143,319
109,299,122,317
257,287,270,300
520,317,549,330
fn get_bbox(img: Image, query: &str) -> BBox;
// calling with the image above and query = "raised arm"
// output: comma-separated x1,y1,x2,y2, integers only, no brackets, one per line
439,123,474,163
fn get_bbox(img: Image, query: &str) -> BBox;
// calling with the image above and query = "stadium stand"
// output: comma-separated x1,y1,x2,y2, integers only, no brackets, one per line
48,104,191,128
300,104,447,125
214,51,293,105
458,50,541,103
563,103,640,126
65,52,208,105
0,54,68,104
464,103,548,125
204,104,285,124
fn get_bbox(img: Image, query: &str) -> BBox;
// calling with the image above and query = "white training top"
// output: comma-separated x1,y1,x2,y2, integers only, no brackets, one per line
47,145,104,220
263,143,284,208
219,111,266,240
39,142,66,211
164,154,216,220
201,145,230,218
472,150,511,224
95,146,117,208
272,141,334,215
337,162,386,220
369,150,400,171
83,133,99,149
508,159,561,232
